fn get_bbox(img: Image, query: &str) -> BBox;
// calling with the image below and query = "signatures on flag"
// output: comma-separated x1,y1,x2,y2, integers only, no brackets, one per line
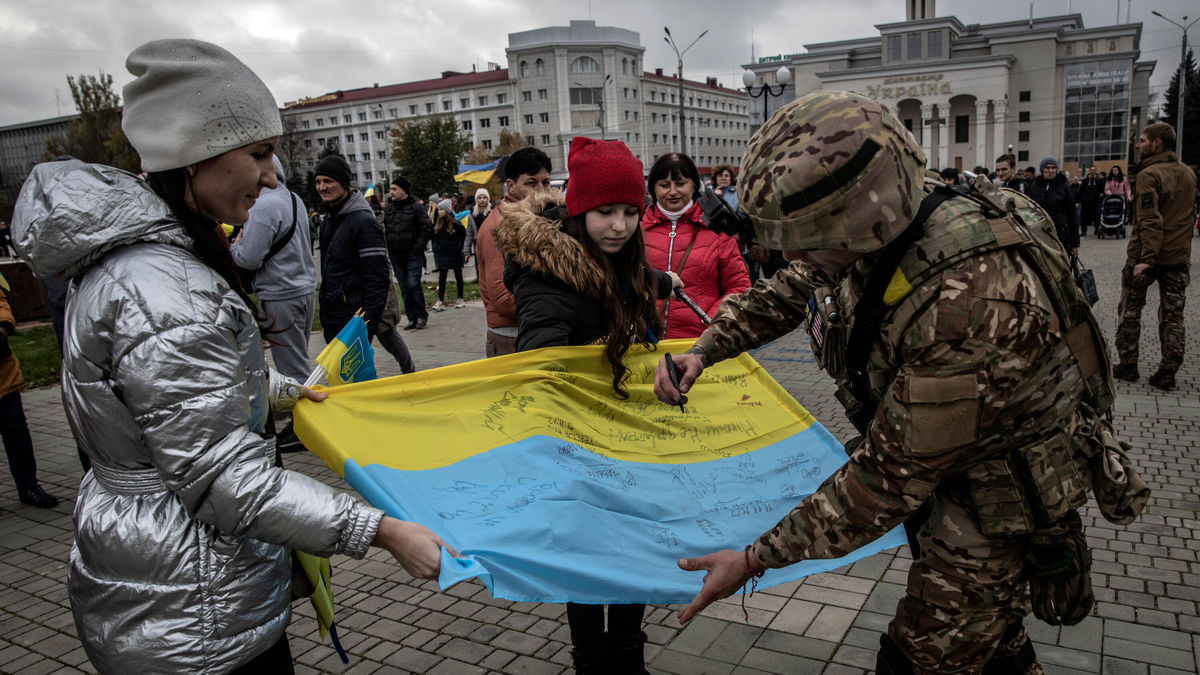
481,391,535,434
432,475,559,522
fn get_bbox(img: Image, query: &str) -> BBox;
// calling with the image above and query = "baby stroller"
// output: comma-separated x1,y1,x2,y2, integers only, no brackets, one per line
1097,194,1126,239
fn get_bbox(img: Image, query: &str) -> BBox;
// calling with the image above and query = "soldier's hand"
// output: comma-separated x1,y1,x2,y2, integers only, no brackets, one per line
676,549,754,624
1133,263,1150,278
654,352,705,405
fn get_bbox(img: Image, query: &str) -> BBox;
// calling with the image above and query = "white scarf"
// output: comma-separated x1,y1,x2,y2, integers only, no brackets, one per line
657,200,694,224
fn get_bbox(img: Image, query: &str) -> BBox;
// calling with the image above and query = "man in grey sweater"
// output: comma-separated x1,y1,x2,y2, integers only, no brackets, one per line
232,156,318,381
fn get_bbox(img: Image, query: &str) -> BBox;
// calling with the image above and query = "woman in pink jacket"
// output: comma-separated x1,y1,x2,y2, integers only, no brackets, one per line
1105,165,1131,199
642,153,750,339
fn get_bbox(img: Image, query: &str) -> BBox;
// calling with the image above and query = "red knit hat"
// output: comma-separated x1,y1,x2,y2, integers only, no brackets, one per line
565,137,645,217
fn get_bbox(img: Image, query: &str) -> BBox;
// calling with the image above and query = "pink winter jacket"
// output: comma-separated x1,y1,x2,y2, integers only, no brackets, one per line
642,201,751,339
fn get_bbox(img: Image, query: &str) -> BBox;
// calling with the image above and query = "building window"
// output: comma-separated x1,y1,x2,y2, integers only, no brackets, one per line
651,90,657,101
482,139,492,149
480,118,491,128
1018,130,1030,142
1019,91,1031,102
1017,150,1029,162
364,171,372,180
1018,111,1030,123
535,58,545,75
347,153,355,161
537,89,548,100
522,91,532,102
317,137,325,146
888,35,902,61
622,58,629,74
345,134,354,143
524,114,534,125
539,112,549,123
409,104,418,115
569,56,601,73
377,150,387,159
541,134,550,145
927,31,942,57
460,98,469,109
442,100,451,111
359,132,368,141
388,107,397,117
315,118,324,127
498,115,509,126
519,61,528,77
341,114,350,123
329,116,337,126
653,133,658,143
527,136,535,146
478,95,488,106
371,110,381,120
570,110,601,128
304,139,312,148
497,93,507,103
907,33,922,59
625,110,631,121
462,120,472,131
569,87,602,105
954,115,969,143
375,131,386,139
426,102,435,113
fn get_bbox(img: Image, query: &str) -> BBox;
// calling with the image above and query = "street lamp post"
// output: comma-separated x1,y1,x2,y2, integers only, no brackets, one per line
573,74,612,139
743,66,792,129
1151,11,1198,158
664,26,709,155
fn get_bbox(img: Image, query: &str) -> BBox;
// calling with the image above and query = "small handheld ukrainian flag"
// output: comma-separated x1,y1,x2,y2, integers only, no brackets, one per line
362,183,376,200
304,311,376,388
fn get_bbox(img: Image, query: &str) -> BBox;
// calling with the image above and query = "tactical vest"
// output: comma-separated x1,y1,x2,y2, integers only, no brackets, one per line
807,178,1144,537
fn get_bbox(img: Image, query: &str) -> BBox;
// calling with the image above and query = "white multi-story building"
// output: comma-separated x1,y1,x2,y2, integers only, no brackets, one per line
281,20,750,183
743,1,1156,176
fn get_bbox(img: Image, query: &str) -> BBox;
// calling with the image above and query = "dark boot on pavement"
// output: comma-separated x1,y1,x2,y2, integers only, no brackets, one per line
18,483,58,508
1148,368,1176,391
610,630,650,674
570,639,612,674
1112,363,1139,382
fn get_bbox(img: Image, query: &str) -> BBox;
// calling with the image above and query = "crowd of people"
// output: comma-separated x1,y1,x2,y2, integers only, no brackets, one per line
0,36,1195,675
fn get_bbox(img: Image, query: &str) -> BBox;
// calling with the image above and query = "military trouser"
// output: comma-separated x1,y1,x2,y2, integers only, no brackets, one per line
889,492,1044,674
1115,262,1189,372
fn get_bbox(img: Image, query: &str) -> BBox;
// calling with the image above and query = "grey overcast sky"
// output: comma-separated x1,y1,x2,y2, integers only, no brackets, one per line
0,0,1193,127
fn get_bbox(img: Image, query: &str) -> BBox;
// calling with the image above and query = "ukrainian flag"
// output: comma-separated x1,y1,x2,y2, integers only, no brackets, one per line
362,183,376,199
454,159,502,184
294,340,905,603
304,313,376,388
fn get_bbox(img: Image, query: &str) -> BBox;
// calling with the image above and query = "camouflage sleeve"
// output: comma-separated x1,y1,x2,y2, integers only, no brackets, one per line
751,253,1050,567
1132,171,1163,266
691,261,819,364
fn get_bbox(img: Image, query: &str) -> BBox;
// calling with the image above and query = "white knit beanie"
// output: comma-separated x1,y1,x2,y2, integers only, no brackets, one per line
122,39,283,172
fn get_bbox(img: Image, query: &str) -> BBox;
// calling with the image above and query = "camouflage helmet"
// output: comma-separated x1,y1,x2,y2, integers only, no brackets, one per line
737,90,926,253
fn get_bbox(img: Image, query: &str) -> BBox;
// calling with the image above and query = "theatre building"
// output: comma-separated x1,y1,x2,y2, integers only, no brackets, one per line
744,1,1155,176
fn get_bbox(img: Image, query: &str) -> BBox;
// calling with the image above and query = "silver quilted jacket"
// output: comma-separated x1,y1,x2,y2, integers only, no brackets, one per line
13,160,384,674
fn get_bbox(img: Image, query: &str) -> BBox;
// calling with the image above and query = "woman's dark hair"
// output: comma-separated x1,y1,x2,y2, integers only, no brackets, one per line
146,168,264,322
1109,166,1124,179
556,209,663,399
433,207,458,234
647,153,701,201
712,163,737,185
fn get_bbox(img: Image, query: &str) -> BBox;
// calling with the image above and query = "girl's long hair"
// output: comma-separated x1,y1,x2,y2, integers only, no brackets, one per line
556,208,663,398
146,168,263,321
433,207,457,234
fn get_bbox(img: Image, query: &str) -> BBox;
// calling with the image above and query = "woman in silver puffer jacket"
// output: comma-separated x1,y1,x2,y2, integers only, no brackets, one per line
13,40,451,674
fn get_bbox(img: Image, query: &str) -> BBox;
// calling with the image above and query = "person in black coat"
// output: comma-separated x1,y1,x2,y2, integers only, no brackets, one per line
1029,156,1079,255
384,176,434,329
430,199,468,310
496,138,678,675
1077,166,1106,236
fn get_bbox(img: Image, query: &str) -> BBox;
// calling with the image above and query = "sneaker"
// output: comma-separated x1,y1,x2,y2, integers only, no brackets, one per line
404,321,418,330
432,301,446,311
415,317,427,329
1112,363,1139,382
454,298,465,308
1148,368,1176,391
18,484,58,509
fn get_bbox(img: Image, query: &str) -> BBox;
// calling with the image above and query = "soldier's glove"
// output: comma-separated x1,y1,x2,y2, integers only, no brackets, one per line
1025,509,1093,626
0,332,11,361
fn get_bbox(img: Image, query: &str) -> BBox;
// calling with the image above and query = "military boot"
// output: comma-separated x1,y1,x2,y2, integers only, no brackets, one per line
610,630,650,675
875,634,915,675
1112,363,1140,382
1148,368,1176,391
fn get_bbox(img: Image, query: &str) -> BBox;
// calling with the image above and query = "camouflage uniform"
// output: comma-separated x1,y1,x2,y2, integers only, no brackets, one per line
1115,150,1197,379
688,92,1118,674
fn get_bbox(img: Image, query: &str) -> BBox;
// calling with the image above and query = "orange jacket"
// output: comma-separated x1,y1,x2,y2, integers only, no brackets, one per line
476,198,518,330
0,289,28,399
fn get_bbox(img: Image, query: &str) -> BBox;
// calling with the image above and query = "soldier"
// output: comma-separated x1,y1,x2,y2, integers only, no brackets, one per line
655,91,1144,674
1112,121,1197,391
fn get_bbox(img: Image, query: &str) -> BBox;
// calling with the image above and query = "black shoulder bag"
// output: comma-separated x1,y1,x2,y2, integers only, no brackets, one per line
238,192,300,290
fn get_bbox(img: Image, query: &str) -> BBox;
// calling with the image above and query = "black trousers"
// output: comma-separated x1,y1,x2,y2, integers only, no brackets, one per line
566,602,645,646
230,635,294,674
0,391,38,489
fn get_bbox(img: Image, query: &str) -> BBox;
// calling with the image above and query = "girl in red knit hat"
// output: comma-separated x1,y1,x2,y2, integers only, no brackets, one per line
495,137,680,674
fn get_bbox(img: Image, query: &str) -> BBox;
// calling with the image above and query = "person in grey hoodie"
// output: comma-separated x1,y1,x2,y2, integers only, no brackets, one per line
232,156,317,382
13,39,452,674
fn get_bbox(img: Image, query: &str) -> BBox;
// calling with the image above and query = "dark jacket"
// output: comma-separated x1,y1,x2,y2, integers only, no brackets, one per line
497,192,672,352
1078,175,1105,203
1000,176,1029,195
318,190,391,333
382,196,433,261
1128,150,1198,267
1029,173,1080,250
432,216,468,271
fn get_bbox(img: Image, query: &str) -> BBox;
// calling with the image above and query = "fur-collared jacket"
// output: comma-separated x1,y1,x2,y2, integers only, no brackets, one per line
496,192,673,352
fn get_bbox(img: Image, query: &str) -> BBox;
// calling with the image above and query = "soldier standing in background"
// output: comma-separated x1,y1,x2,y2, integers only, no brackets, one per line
655,91,1148,674
1113,121,1197,391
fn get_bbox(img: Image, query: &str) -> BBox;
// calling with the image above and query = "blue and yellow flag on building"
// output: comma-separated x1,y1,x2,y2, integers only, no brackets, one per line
294,340,904,603
305,314,376,388
454,159,502,184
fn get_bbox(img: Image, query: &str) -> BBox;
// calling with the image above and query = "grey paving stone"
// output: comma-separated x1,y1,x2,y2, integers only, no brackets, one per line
650,648,737,674
701,623,762,664
499,654,563,674
382,646,443,672
490,629,548,656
